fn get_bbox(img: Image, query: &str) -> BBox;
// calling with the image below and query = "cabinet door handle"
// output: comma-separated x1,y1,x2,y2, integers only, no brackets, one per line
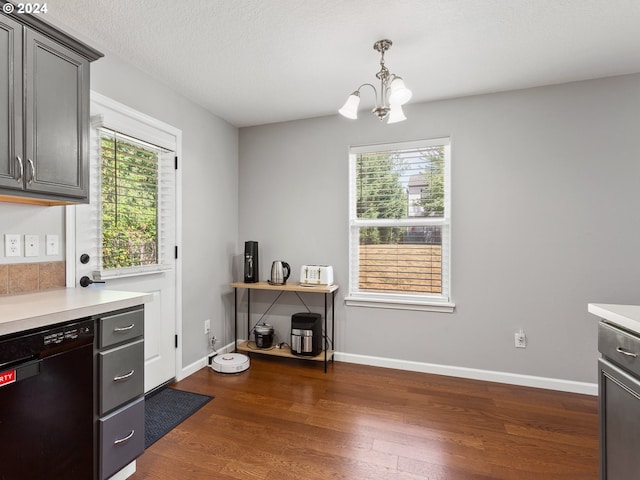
27,158,35,185
114,323,135,332
113,430,135,445
616,347,638,358
113,369,135,381
15,156,23,183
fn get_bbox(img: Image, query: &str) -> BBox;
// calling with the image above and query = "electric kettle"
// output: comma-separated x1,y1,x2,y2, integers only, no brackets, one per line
269,261,290,285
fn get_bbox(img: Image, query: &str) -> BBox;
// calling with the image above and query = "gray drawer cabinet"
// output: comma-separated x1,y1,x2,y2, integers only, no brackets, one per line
97,306,145,480
99,339,144,415
0,7,102,204
598,321,640,479
99,308,145,349
100,397,145,480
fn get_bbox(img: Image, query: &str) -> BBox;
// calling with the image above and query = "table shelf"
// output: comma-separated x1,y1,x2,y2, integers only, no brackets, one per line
230,281,338,294
236,340,333,362
232,281,338,372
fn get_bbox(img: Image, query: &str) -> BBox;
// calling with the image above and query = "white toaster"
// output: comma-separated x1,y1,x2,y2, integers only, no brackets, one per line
300,265,334,286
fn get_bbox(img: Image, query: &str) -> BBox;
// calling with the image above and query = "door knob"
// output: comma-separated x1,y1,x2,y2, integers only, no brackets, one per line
79,276,106,288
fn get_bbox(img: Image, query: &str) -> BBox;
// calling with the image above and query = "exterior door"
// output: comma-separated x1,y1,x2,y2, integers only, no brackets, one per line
71,94,179,393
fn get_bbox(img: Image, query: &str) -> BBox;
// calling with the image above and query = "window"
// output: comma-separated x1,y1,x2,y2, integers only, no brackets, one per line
346,138,453,312
85,95,178,281
99,131,162,270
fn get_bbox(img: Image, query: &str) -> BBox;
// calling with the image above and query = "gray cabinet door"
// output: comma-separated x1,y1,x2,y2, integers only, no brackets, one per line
0,15,22,190
23,28,89,200
599,359,640,479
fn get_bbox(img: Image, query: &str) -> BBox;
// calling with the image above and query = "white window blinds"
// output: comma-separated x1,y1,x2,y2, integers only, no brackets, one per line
91,126,175,279
99,130,165,270
348,138,452,310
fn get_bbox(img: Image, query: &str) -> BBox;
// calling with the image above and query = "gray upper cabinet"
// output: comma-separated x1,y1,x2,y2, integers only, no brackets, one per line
0,15,22,191
0,8,102,204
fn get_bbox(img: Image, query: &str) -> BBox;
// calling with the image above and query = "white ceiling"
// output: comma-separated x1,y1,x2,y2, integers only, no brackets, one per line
45,0,640,128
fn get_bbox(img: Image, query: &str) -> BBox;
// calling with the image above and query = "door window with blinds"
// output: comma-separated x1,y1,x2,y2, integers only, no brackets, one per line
346,138,453,311
95,129,174,277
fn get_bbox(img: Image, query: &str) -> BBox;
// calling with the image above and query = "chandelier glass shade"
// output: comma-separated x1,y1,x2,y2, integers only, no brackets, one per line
338,39,412,123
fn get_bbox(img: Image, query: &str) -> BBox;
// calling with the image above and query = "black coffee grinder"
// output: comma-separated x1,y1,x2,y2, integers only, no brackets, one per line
244,241,259,283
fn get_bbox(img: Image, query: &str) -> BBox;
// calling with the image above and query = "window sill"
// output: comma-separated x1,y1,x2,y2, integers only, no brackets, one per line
94,265,172,281
344,296,455,313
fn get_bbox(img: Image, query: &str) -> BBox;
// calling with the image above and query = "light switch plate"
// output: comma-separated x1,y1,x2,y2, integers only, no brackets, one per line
46,234,59,256
4,234,20,257
24,235,39,257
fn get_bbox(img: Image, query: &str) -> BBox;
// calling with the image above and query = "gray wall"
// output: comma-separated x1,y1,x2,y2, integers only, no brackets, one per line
0,24,239,369
238,73,640,384
0,203,65,263
90,53,239,367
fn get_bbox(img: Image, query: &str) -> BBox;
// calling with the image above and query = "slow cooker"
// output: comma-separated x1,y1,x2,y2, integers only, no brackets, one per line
254,323,274,348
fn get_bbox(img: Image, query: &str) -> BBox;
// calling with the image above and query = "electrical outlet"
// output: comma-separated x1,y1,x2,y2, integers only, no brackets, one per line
204,319,211,335
4,234,20,257
24,235,39,257
515,330,527,348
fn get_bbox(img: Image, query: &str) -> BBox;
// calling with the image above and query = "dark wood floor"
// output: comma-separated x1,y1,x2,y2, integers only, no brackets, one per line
131,356,598,480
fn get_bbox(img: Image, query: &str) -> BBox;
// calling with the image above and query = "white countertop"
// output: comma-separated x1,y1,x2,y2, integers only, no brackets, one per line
588,303,640,335
0,288,152,336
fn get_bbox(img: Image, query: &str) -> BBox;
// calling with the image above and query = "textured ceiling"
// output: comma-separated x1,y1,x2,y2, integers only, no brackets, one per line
44,0,640,127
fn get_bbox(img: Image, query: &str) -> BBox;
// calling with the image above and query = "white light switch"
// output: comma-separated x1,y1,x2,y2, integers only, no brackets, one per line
24,235,39,257
46,234,59,256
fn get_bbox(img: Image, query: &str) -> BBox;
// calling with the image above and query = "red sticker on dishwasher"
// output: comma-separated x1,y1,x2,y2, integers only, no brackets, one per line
0,370,16,387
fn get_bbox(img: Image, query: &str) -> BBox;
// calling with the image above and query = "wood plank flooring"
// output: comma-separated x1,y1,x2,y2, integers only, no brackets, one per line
131,357,598,480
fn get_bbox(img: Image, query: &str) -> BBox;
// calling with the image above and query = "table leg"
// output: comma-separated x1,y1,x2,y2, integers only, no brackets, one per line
247,289,251,341
324,293,328,372
234,287,237,352
331,291,335,364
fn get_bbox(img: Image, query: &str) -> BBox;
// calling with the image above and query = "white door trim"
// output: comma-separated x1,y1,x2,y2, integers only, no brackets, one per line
65,91,184,382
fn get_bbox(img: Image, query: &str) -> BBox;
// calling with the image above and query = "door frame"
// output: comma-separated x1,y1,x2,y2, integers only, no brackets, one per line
65,91,184,381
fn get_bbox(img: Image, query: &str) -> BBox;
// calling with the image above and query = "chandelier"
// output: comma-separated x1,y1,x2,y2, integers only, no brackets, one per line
338,39,412,124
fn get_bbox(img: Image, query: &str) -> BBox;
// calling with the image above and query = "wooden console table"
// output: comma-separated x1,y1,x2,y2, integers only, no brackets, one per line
230,281,338,372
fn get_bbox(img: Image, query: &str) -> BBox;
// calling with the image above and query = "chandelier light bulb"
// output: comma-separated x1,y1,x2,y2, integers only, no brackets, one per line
387,104,407,124
339,92,361,119
388,77,412,105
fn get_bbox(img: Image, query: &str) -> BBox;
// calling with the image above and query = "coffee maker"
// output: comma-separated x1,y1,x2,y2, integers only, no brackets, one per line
244,241,259,283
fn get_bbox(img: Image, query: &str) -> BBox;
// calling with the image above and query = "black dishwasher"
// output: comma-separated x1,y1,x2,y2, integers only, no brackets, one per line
0,318,95,480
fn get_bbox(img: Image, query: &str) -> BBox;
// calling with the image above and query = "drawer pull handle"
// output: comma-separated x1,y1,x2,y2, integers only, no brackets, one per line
113,370,135,382
616,347,638,358
114,323,135,332
113,430,135,445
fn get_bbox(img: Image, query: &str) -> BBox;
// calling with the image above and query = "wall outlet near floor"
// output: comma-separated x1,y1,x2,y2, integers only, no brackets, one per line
515,330,527,348
4,234,21,257
204,319,211,335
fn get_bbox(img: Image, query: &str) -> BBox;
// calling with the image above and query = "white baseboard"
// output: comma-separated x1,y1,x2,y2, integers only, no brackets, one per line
107,461,136,480
177,345,597,396
179,341,236,380
334,352,598,396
